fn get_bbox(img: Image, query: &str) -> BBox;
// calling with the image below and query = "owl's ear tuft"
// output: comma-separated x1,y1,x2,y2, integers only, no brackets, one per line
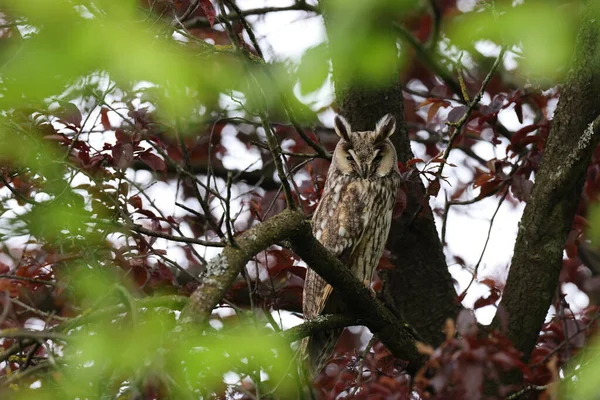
375,114,396,142
334,115,352,142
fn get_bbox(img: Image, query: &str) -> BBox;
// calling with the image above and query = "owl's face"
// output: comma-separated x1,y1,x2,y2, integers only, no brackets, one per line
331,114,398,179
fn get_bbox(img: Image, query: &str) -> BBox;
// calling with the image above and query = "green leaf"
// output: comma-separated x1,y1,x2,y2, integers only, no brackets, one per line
297,43,330,95
447,2,577,80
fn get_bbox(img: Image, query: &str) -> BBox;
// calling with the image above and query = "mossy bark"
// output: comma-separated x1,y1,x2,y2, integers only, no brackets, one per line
497,6,600,363
181,209,306,323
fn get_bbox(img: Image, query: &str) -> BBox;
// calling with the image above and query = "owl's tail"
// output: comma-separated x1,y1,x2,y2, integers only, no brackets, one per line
300,327,344,375
302,270,345,374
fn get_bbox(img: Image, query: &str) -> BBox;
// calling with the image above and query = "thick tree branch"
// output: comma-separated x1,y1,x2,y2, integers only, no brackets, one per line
180,209,306,323
282,314,357,343
175,206,426,373
496,5,600,367
290,224,427,374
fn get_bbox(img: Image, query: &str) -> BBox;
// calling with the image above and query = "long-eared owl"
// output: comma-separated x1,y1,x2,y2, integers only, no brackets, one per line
302,113,401,373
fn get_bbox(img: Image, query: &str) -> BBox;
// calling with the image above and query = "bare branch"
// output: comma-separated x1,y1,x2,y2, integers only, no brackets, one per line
185,4,320,30
289,223,427,374
180,209,306,324
127,223,226,247
282,314,356,343
0,274,56,287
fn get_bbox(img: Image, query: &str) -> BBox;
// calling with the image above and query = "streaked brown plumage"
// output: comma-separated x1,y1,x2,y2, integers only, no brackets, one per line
302,114,401,373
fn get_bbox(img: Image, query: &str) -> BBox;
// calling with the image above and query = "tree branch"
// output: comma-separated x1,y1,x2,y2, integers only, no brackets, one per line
184,4,320,30
128,223,226,247
131,160,280,191
180,209,306,323
174,204,426,373
290,223,427,374
496,4,600,369
282,314,357,343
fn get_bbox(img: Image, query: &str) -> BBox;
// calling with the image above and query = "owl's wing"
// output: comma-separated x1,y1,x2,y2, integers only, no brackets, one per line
304,182,368,318
301,183,371,372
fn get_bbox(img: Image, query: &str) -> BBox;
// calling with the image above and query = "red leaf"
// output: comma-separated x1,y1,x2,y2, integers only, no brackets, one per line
0,262,9,274
427,101,444,123
139,152,166,172
112,142,134,169
129,195,143,209
573,215,590,230
406,158,424,167
115,128,130,143
520,135,543,147
417,98,436,108
136,209,157,218
565,229,579,259
427,179,440,197
58,102,82,128
510,124,539,147
511,174,533,202
473,291,500,309
200,0,216,27
478,179,502,198
514,102,523,124
448,105,466,124
100,107,111,130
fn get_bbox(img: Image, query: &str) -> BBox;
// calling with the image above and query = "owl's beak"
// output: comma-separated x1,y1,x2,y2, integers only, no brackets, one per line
360,163,371,179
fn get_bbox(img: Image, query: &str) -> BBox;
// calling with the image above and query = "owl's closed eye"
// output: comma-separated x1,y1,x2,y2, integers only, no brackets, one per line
333,114,398,179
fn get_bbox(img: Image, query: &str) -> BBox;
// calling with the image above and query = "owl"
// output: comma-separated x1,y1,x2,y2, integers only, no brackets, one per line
302,113,401,373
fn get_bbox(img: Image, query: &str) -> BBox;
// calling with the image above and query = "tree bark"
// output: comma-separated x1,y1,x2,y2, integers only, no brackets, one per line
322,4,459,346
496,5,600,364
177,207,426,373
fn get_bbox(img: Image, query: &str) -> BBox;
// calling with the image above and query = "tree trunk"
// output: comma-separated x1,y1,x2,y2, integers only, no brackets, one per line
496,5,600,365
322,3,459,347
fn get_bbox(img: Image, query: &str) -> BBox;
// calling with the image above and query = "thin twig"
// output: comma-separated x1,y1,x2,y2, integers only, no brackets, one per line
2,362,51,385
439,48,506,178
407,48,506,228
0,329,69,341
393,22,462,96
218,3,296,209
0,274,56,287
10,298,69,322
127,223,225,247
221,2,330,161
225,171,236,246
184,4,319,29
457,189,508,300
351,335,378,396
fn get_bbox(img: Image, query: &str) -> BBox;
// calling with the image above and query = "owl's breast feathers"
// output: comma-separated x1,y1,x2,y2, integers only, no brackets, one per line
304,176,399,319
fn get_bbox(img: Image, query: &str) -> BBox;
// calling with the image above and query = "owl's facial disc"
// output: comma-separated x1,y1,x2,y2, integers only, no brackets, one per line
337,144,390,179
